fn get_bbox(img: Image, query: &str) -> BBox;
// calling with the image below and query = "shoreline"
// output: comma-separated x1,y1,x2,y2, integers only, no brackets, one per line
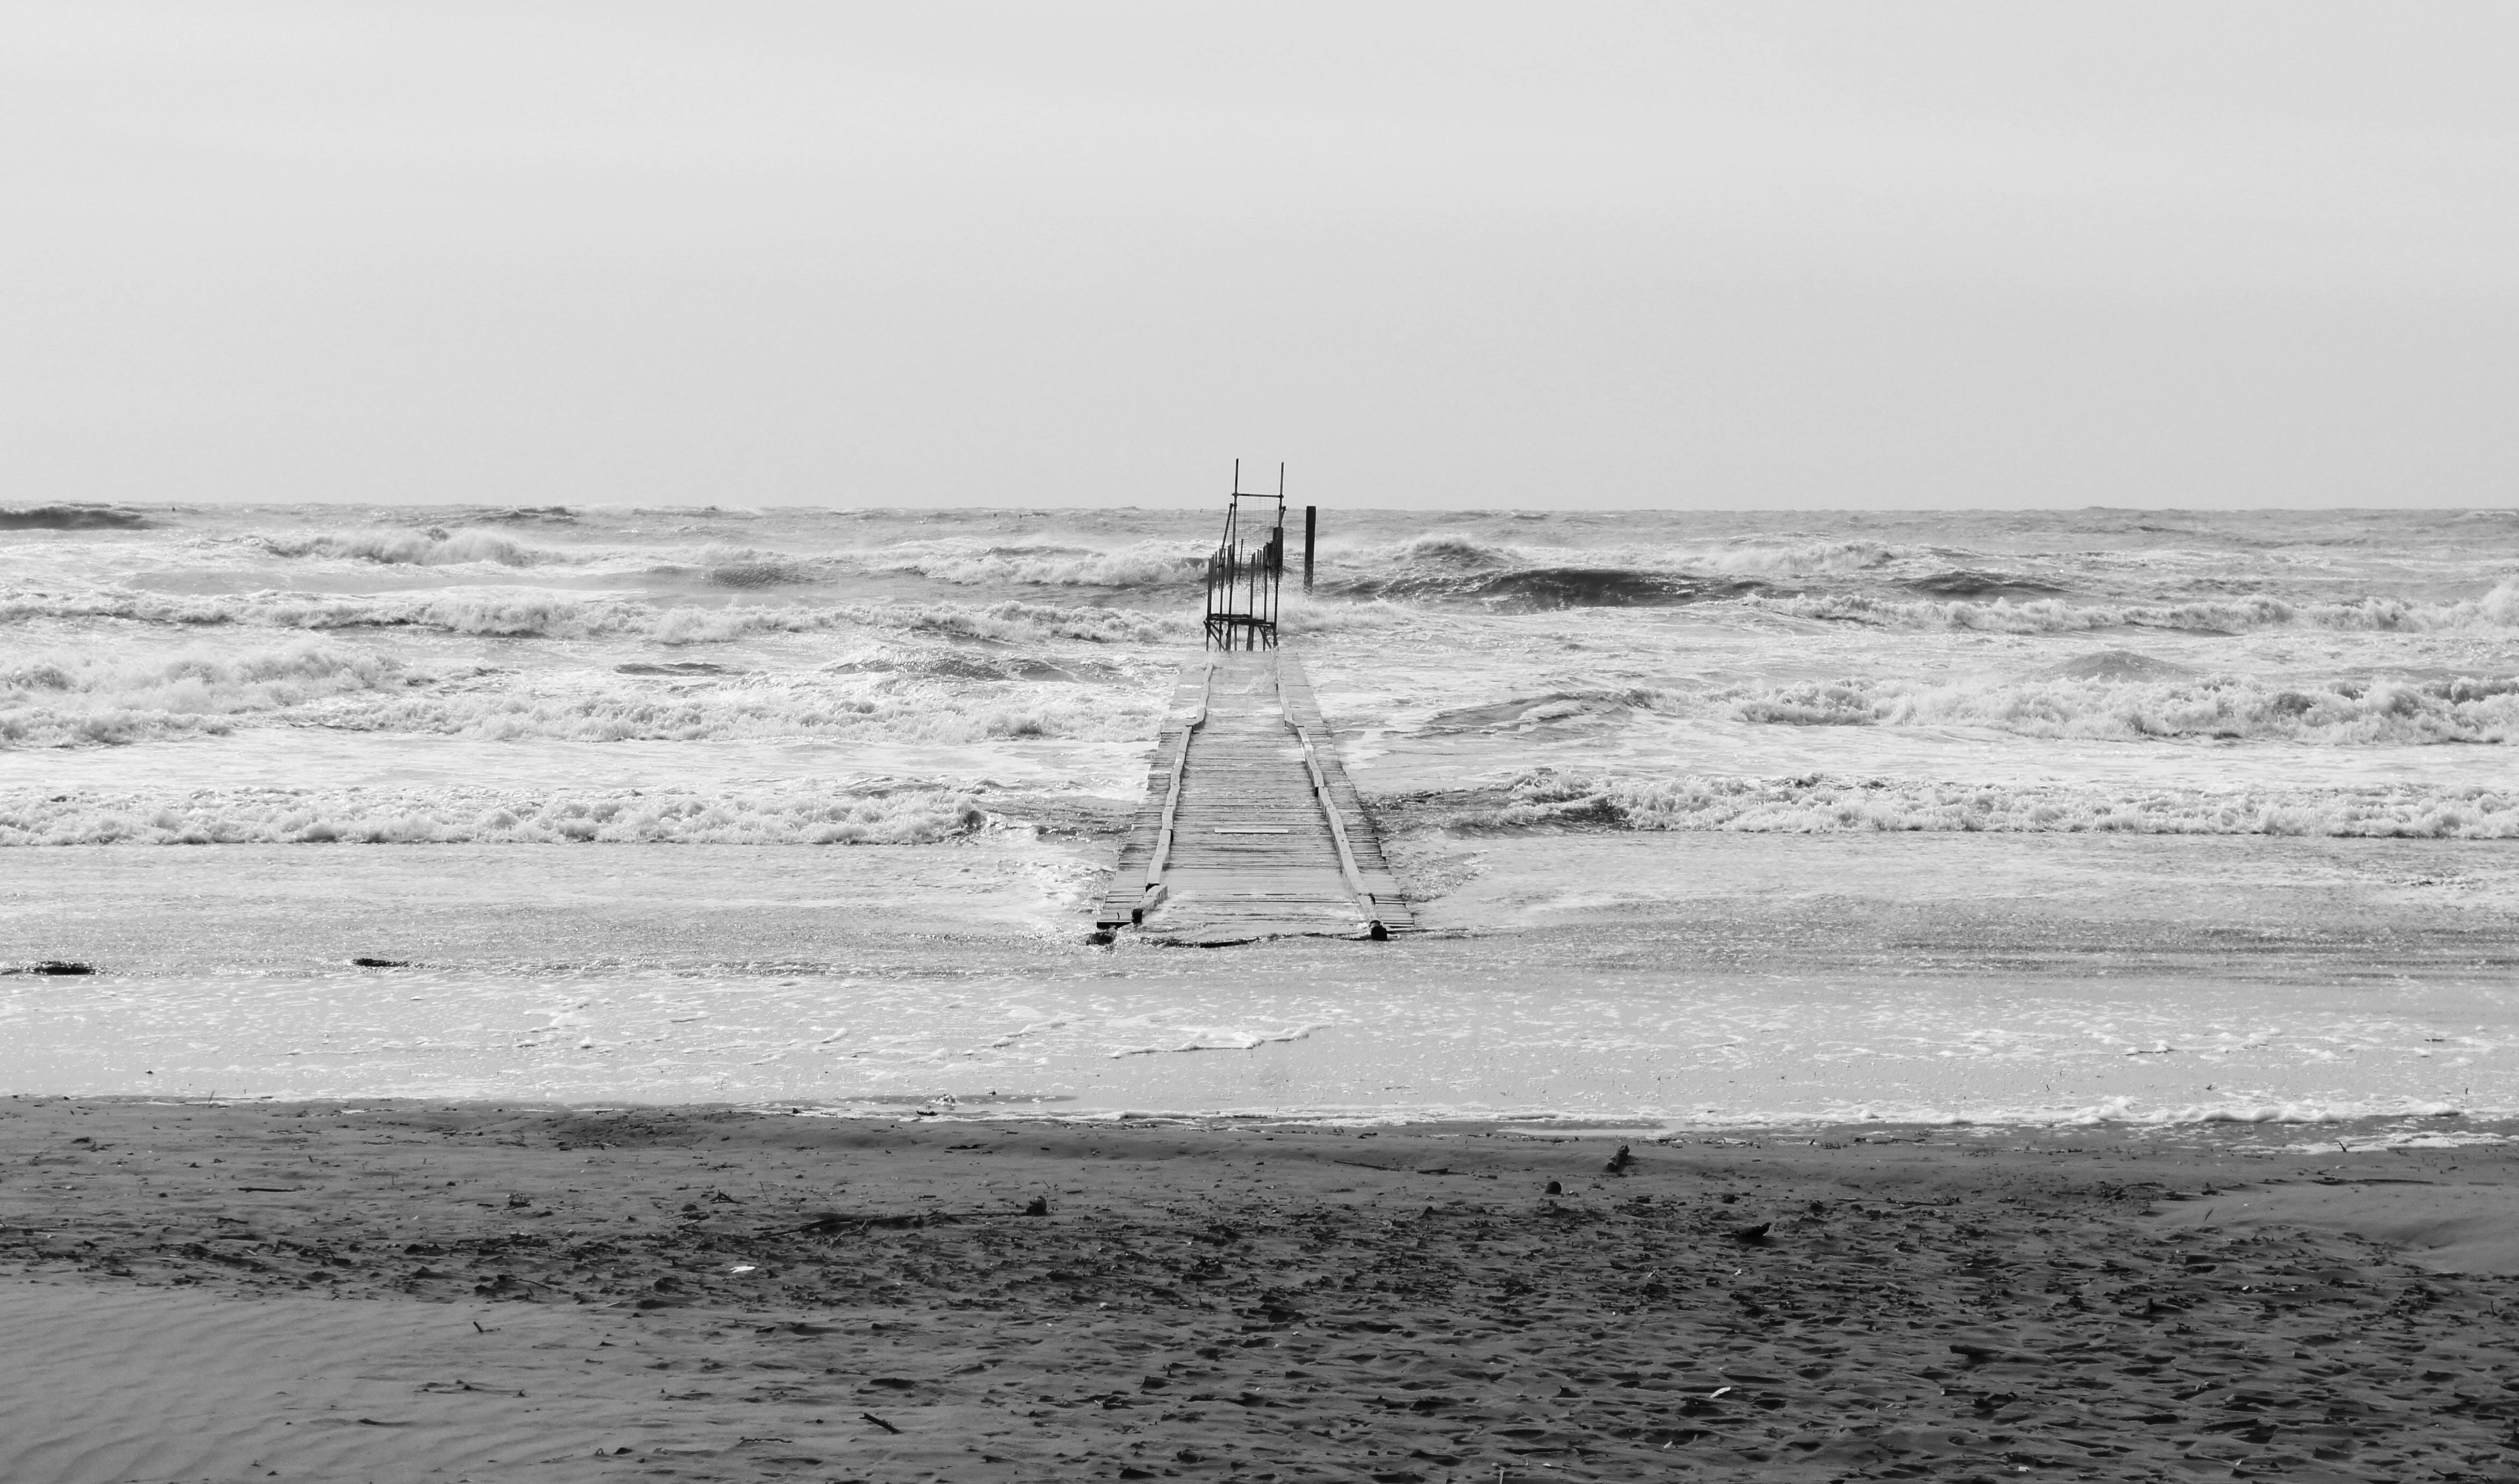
21,1091,2517,1142
8,1097,2518,1482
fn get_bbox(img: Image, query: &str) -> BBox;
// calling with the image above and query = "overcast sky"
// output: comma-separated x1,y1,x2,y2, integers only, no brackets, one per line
5,2,2514,510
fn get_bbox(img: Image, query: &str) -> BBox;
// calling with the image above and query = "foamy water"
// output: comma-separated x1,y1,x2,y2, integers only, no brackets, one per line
8,503,2515,842
6,836,2513,1128
12,960,2509,1128
6,503,2516,1123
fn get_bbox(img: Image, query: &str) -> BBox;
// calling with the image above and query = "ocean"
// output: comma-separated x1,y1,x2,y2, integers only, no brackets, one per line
5,501,2516,1131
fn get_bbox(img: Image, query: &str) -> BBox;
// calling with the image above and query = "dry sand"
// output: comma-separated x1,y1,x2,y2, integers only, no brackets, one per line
6,1099,2519,1483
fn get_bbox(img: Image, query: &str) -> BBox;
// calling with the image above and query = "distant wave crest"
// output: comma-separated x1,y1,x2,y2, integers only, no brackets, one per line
1675,538,1904,576
0,504,153,531
0,585,1189,647
877,540,1207,589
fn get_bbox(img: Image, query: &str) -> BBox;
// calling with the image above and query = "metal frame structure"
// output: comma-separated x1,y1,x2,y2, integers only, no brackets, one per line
1203,460,1286,650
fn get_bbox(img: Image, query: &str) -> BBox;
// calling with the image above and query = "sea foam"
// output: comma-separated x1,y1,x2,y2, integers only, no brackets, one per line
0,585,1187,645
2,638,1165,748
1426,667,2519,746
0,782,990,846
1734,670,2519,745
1462,770,2519,838
2,642,403,746
1753,581,2519,634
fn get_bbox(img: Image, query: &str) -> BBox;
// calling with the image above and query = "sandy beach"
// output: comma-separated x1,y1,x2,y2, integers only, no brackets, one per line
7,1097,2518,1483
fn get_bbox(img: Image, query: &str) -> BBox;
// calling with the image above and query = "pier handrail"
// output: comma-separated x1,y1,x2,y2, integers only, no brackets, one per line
1136,660,1213,919
1295,727,1372,908
1277,680,1379,931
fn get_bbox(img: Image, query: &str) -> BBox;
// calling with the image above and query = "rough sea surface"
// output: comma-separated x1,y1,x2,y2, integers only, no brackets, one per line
5,502,2516,1125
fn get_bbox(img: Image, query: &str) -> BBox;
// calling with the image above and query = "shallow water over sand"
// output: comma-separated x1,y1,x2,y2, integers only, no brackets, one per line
8,837,2513,1126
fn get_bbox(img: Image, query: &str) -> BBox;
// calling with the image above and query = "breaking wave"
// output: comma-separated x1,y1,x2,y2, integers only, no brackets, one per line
349,679,1159,748
0,783,988,846
1331,563,1763,610
1755,581,2519,634
1393,533,1516,566
3,639,1164,748
1901,570,2068,598
672,546,835,588
245,527,567,567
1414,660,2519,746
1733,668,2519,745
2,643,405,746
1314,534,1924,608
1419,688,1682,731
1454,770,2519,838
1374,532,1907,577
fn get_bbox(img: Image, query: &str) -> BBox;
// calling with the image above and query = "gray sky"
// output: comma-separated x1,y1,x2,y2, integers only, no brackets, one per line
5,2,2514,510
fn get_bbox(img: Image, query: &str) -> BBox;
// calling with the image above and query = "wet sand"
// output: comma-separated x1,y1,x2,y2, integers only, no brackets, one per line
6,1098,2518,1483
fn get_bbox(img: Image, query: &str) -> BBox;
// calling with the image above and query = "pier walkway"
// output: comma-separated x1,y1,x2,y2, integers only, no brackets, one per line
1094,650,1410,943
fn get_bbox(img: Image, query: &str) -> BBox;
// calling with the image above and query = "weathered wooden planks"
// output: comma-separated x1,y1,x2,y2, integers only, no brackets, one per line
1093,650,1411,941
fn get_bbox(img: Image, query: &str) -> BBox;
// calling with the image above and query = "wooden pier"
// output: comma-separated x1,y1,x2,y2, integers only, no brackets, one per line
1095,649,1411,943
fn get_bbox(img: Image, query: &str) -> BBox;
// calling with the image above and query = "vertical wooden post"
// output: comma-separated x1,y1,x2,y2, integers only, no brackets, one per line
1303,506,1316,592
